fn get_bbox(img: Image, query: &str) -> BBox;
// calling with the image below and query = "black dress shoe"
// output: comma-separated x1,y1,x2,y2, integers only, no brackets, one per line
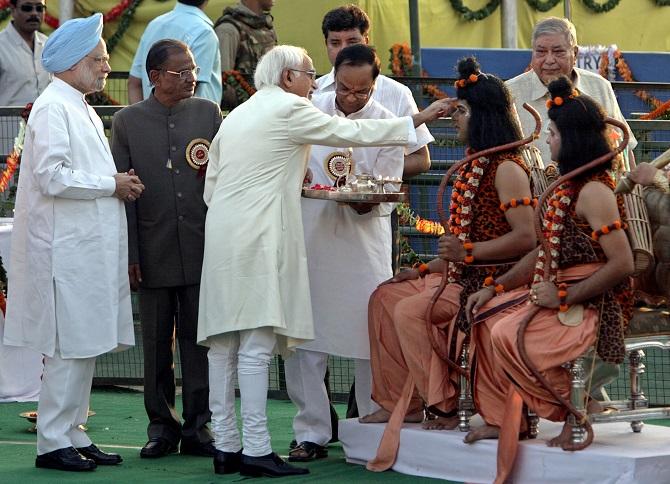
140,438,178,458
35,447,97,471
180,439,217,457
240,452,309,478
213,449,242,474
77,444,123,465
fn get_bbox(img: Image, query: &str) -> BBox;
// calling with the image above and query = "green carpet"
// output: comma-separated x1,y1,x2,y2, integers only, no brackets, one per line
0,387,449,483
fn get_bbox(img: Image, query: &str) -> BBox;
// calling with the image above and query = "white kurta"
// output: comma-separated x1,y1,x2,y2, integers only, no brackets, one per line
299,93,403,359
197,86,411,354
3,78,134,359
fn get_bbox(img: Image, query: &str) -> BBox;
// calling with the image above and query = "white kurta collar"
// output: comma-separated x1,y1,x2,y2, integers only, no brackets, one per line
50,77,87,104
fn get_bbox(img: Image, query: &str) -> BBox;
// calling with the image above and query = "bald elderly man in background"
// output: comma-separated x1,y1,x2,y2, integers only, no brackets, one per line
3,14,144,472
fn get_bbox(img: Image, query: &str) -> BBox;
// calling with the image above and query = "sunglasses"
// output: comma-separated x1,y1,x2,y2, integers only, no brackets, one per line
19,4,46,12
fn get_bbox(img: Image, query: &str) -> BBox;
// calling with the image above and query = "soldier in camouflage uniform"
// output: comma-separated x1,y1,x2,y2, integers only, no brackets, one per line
214,0,277,110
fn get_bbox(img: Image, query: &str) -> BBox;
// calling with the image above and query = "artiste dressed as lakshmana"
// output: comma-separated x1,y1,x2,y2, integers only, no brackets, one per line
361,57,537,472
464,76,635,484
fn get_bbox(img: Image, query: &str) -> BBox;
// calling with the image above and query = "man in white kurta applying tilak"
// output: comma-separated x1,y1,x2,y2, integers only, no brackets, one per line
284,44,403,462
197,45,451,478
3,13,144,472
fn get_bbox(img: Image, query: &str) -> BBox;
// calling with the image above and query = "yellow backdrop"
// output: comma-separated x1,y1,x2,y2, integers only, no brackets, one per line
2,0,668,74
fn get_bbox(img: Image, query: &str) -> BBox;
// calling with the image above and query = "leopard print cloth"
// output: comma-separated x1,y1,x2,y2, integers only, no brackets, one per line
452,150,528,333
557,171,634,364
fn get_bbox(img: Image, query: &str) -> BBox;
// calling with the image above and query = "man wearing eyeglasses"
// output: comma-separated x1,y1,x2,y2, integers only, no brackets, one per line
112,39,222,460
284,44,405,462
0,0,50,155
128,0,222,105
4,13,143,472
506,17,636,167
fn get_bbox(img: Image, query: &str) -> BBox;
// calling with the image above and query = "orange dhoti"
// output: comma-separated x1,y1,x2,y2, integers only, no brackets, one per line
476,263,602,483
470,288,529,427
367,273,465,471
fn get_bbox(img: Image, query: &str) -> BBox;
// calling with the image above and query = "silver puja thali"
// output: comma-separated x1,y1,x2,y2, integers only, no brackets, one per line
302,188,407,203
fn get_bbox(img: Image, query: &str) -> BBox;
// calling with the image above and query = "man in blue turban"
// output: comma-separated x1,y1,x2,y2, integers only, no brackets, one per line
41,13,103,73
3,13,145,472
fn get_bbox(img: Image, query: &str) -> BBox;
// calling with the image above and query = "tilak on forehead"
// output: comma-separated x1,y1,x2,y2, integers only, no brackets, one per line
41,13,103,74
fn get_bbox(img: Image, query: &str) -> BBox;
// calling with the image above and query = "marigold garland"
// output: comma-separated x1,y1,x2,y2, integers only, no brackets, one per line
599,51,609,78
446,156,488,283
222,70,256,104
533,185,576,283
389,43,413,76
641,98,670,120
389,45,449,101
1,103,32,193
613,50,665,114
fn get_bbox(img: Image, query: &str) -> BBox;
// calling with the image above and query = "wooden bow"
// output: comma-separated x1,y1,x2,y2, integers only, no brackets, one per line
517,117,629,451
423,103,542,376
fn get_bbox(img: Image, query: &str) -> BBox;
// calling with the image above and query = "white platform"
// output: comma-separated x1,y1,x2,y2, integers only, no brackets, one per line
339,416,670,483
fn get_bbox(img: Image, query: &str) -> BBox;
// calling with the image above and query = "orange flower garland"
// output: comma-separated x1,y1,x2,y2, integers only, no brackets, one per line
389,43,414,76
446,156,488,283
599,51,609,79
533,184,576,284
222,70,256,104
0,103,32,193
389,44,449,101
613,50,666,115
641,98,670,120
0,150,19,193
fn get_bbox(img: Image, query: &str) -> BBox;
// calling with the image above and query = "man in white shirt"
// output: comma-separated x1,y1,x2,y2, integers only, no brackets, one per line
313,3,436,423
0,0,50,106
0,0,51,154
506,16,636,166
3,14,144,472
285,44,404,462
316,5,433,178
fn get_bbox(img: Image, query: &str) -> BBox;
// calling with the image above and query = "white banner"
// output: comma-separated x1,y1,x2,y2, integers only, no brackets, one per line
577,45,618,81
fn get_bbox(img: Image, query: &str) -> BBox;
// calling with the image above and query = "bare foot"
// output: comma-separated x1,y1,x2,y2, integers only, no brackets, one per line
547,421,571,447
358,409,424,424
463,424,500,444
422,415,459,430
359,408,391,423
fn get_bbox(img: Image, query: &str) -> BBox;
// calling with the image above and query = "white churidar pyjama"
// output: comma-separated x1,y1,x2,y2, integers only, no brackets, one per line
208,327,276,457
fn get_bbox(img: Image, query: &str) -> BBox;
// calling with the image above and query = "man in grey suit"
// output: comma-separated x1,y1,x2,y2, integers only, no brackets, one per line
111,39,223,459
